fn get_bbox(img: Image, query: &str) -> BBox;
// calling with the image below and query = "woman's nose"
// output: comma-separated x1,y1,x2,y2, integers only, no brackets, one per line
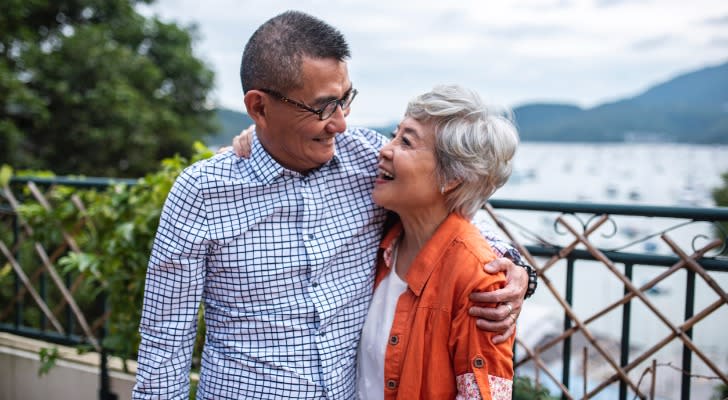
378,142,393,160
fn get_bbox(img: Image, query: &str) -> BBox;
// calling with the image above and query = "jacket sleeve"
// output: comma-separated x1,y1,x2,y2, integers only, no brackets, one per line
449,275,514,400
132,166,208,399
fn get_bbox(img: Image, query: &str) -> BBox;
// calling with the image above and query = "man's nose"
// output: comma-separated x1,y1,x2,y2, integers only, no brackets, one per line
325,105,347,133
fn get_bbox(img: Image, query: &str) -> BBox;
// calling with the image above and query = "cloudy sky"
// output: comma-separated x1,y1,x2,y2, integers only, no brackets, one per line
138,0,728,126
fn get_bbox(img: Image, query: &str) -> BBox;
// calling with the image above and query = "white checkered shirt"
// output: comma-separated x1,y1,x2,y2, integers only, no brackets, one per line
132,127,521,399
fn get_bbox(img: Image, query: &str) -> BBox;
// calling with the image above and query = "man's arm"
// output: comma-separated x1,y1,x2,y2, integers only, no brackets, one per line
470,222,538,344
227,124,390,158
133,167,208,399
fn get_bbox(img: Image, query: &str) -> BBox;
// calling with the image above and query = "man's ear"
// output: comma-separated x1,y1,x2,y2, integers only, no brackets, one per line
244,90,269,130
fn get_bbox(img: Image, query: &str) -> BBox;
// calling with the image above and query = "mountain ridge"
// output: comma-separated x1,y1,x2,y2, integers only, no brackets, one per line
207,61,728,144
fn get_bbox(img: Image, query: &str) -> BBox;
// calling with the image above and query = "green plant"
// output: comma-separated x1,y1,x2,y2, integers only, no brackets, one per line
9,142,213,366
38,346,59,377
513,376,558,400
712,381,728,400
713,171,728,255
1,0,217,177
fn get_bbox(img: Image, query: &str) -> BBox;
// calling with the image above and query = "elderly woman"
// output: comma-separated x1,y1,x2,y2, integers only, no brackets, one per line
356,85,518,400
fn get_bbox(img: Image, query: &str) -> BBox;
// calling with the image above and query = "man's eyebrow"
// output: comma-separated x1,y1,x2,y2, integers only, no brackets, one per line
311,85,353,106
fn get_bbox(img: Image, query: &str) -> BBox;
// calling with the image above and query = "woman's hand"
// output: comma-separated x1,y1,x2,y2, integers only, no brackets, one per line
468,258,528,344
217,124,256,157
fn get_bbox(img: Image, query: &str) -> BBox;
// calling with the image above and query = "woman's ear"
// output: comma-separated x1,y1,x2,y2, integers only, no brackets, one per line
441,179,462,194
243,90,269,130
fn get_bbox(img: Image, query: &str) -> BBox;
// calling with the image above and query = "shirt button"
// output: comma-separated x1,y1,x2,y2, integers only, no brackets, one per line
304,233,314,240
389,335,399,345
311,282,318,287
473,357,485,368
319,330,326,337
386,379,398,389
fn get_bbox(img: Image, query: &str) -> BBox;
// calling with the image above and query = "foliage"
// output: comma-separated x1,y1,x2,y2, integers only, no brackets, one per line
714,172,728,255
712,382,728,400
38,346,59,376
0,0,217,177
513,376,558,400
8,143,213,363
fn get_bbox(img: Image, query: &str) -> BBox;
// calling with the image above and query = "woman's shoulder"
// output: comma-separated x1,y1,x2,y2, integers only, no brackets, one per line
445,221,504,290
452,219,496,264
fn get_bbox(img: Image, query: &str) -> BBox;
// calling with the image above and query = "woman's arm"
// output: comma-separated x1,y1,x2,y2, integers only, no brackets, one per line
451,278,515,400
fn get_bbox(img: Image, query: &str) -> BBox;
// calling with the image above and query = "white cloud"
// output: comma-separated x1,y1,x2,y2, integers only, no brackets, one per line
138,0,728,126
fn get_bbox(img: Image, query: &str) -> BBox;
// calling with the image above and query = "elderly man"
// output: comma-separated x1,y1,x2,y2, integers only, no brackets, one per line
133,10,536,399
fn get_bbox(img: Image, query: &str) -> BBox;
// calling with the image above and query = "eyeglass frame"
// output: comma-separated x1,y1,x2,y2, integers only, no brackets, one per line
257,87,358,121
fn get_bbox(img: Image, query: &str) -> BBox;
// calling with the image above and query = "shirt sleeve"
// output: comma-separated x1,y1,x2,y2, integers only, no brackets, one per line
470,216,523,263
133,166,209,399
450,276,514,400
472,216,538,298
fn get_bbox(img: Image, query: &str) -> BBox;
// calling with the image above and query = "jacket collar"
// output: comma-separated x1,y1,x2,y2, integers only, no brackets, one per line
379,213,470,296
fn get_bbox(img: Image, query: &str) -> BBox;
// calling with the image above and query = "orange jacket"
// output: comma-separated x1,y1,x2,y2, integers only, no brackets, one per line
374,213,514,400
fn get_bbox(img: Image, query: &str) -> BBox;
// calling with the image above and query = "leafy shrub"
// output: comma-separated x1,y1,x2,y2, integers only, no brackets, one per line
2,142,213,365
513,376,558,400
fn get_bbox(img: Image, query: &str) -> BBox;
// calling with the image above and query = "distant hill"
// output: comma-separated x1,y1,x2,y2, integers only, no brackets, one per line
207,61,728,144
205,108,255,147
513,61,728,143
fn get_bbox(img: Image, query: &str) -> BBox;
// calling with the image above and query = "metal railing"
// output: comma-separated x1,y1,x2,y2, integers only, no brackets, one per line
1,176,727,400
486,199,728,400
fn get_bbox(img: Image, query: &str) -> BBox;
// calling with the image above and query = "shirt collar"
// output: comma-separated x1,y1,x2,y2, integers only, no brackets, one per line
246,131,342,183
379,213,471,296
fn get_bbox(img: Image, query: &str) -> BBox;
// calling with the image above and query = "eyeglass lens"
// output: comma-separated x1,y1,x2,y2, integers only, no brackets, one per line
320,89,357,120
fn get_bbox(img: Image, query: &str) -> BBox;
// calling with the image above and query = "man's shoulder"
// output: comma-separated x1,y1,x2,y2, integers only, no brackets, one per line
337,126,385,150
176,151,244,187
333,127,385,168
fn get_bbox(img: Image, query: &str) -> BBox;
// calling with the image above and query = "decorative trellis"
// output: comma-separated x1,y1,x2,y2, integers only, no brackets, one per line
484,202,728,400
0,181,103,351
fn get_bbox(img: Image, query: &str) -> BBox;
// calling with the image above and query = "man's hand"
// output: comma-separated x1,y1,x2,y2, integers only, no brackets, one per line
469,257,528,344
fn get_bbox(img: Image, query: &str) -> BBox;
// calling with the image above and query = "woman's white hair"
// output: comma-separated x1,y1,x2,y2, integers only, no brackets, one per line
405,84,519,219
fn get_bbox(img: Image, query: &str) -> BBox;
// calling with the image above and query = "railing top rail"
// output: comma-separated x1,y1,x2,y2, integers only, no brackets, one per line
8,176,728,220
489,198,728,221
9,176,138,189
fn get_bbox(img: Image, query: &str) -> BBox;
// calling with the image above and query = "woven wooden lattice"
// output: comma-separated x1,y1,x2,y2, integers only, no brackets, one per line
1,182,102,351
484,204,728,399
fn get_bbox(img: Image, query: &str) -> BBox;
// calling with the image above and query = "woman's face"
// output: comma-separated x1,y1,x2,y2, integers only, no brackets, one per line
372,117,442,215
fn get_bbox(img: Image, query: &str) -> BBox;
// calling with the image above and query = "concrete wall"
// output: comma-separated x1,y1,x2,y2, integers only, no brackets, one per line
0,333,135,400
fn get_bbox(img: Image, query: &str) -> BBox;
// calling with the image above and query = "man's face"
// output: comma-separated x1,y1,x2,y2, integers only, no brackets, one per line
260,57,351,173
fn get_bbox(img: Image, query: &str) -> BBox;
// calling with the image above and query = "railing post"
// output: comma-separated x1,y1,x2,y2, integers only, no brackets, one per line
12,213,22,329
98,291,117,400
562,256,575,400
620,263,633,400
681,269,696,400
99,345,117,400
40,273,47,331
66,272,75,336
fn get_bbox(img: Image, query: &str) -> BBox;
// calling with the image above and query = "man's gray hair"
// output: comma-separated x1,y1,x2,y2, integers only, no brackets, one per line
240,10,350,94
405,85,519,219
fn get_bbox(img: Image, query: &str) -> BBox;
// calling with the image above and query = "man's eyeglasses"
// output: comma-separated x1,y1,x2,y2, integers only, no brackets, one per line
259,88,358,121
